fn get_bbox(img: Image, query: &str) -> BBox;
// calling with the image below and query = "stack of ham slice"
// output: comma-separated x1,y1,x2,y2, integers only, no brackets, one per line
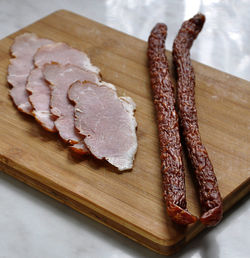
7,33,137,171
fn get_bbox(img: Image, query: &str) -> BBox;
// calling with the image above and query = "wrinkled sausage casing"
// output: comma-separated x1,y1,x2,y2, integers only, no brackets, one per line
148,23,197,225
173,13,223,226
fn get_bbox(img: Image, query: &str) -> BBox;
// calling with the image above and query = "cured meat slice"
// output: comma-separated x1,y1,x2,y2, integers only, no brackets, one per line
43,64,100,148
173,14,223,226
34,42,100,74
68,81,138,171
28,42,100,133
7,33,53,114
26,68,56,132
148,23,197,224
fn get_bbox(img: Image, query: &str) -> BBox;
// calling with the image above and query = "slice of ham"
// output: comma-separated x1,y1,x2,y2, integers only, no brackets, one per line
34,42,100,74
26,68,56,132
68,81,138,171
43,64,100,152
27,42,100,136
7,33,53,114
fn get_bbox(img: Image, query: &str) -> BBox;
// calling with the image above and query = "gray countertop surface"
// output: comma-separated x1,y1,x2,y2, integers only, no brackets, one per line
0,0,249,257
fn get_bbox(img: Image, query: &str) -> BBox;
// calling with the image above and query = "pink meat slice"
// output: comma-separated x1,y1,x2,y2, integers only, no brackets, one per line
26,68,56,132
43,64,100,150
7,33,53,114
68,81,138,171
34,42,100,74
27,42,100,135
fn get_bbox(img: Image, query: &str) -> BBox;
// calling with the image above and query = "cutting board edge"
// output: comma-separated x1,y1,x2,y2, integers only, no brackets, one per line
1,159,249,255
0,160,185,255
0,153,176,245
55,9,250,85
5,8,250,86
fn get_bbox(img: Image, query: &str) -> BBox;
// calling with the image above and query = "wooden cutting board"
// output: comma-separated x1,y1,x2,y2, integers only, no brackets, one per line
0,10,249,255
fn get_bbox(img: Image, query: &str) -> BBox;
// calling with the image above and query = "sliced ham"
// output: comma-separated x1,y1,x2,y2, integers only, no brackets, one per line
7,33,138,168
68,81,137,171
43,64,100,151
26,68,56,132
7,33,53,114
34,42,100,74
28,42,100,135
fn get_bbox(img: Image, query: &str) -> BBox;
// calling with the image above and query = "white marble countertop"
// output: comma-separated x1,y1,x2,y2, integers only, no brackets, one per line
0,0,249,257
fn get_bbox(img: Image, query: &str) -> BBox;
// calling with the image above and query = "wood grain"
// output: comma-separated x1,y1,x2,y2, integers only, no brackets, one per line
0,10,249,255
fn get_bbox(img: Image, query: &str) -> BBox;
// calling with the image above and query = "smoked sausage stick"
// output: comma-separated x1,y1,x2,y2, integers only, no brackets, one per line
173,14,223,226
148,23,197,225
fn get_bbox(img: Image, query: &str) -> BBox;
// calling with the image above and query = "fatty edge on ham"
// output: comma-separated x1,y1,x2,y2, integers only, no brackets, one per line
7,33,53,114
27,41,100,133
68,81,138,171
70,141,89,155
43,64,100,149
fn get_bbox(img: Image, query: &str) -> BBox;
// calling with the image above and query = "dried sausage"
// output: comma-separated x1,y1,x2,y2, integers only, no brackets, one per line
148,23,197,225
173,14,223,226
173,13,223,227
148,24,197,225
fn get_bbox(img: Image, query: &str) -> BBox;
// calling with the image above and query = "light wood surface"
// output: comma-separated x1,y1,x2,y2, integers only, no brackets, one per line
0,10,249,255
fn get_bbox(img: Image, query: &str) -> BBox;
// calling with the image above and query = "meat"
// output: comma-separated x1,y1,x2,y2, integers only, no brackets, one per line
68,81,137,171
26,68,56,132
173,14,223,226
27,42,100,132
43,64,100,151
7,33,138,170
34,42,100,74
69,141,89,155
7,33,53,114
148,23,197,225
